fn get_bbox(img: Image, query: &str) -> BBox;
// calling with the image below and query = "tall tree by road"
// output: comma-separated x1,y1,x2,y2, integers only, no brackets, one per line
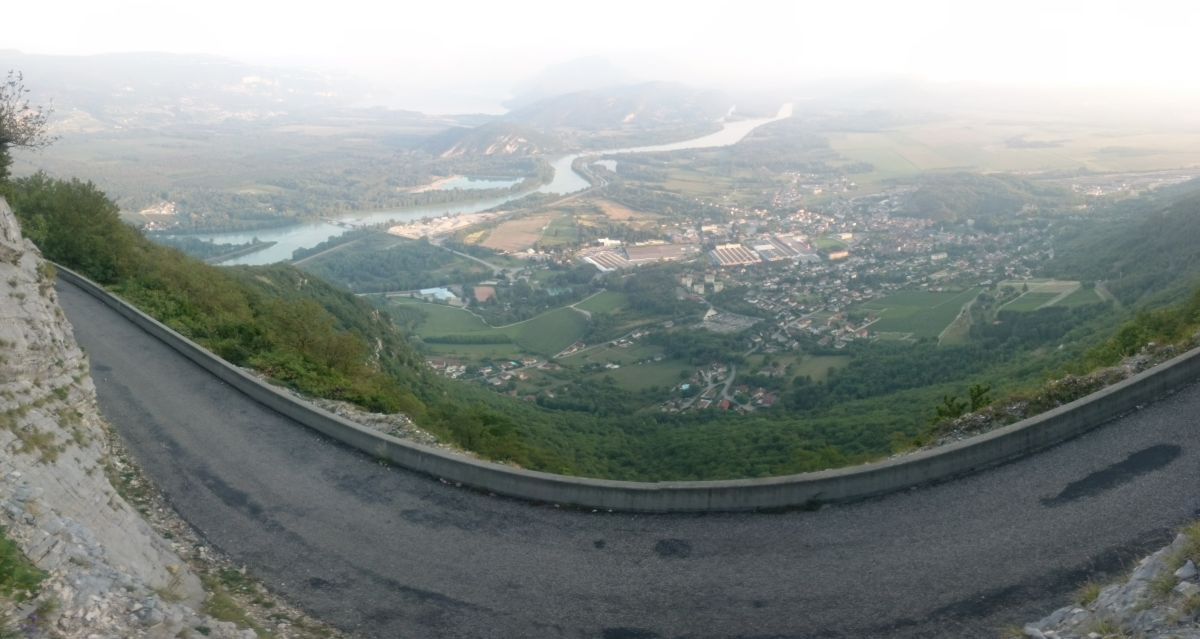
0,71,54,181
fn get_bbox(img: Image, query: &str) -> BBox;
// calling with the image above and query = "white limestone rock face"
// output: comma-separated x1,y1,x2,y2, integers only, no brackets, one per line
0,197,249,638
1027,532,1200,638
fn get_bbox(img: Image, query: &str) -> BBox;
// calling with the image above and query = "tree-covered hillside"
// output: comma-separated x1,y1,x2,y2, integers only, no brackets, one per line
0,173,578,472
897,172,1072,222
1048,180,1200,306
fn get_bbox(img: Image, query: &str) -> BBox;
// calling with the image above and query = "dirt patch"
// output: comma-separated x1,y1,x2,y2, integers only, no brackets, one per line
474,286,496,303
481,214,554,252
595,200,639,221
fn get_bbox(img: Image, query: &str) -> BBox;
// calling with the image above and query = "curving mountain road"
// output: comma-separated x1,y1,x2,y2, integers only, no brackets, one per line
58,279,1200,638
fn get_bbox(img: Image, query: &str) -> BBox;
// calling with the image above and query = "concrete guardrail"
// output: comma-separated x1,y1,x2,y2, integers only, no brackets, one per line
56,263,1200,512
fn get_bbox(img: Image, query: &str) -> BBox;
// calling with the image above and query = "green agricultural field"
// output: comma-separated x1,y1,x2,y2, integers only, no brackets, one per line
1002,292,1060,312
387,297,588,357
539,215,580,248
660,167,735,197
998,279,1079,292
575,290,630,314
860,288,982,339
828,118,1200,187
1051,286,1105,308
388,297,589,361
793,355,852,381
748,354,851,382
995,279,1086,313
938,302,975,346
813,236,848,251
501,308,589,355
386,298,490,334
592,360,693,392
566,343,664,367
424,342,522,360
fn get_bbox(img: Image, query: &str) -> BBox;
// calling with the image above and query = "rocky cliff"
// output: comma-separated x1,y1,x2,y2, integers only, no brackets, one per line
0,197,252,638
1024,527,1200,638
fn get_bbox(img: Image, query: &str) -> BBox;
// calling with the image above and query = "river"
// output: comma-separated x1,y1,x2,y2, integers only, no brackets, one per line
195,103,793,265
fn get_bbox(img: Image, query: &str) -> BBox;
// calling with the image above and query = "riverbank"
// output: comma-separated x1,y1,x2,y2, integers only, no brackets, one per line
406,175,461,193
387,210,503,239
189,104,793,265
203,240,278,264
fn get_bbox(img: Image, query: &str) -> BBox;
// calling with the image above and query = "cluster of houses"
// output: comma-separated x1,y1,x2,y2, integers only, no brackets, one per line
427,356,544,386
661,363,780,414
421,180,1060,412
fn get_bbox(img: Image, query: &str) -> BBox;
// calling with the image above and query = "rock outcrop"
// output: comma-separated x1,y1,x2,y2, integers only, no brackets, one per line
0,197,251,638
1025,527,1200,638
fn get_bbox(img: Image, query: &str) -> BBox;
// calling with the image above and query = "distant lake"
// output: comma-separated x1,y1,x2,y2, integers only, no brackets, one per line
195,103,793,265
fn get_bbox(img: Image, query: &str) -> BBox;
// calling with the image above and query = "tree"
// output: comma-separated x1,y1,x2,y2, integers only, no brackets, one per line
935,394,968,421
3,173,136,283
0,72,55,181
968,383,992,411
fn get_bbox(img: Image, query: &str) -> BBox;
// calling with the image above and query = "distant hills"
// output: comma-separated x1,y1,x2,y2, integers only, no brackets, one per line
0,50,366,131
505,81,729,132
1049,180,1200,306
423,81,735,154
422,121,560,158
504,56,635,110
896,173,1072,222
4,50,741,156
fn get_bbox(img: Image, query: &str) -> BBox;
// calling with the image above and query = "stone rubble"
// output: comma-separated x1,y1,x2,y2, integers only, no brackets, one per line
260,370,474,456
99,407,345,639
1025,529,1200,638
922,339,1197,451
305,395,445,449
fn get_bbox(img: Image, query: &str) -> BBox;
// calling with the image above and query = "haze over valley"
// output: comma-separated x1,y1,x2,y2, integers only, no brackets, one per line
6,2,1200,637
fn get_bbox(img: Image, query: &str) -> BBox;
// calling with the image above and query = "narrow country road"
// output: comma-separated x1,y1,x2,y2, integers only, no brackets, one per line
428,238,506,276
58,279,1200,638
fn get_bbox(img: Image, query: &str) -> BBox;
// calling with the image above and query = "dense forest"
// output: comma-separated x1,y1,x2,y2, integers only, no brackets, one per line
298,234,490,293
148,234,273,261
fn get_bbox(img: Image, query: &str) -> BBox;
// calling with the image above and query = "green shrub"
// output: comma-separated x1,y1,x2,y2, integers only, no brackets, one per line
0,526,45,601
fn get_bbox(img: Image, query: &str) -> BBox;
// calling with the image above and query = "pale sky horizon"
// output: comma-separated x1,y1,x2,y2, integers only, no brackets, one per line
6,0,1200,111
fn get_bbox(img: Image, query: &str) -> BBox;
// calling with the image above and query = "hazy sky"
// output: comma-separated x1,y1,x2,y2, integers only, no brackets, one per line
7,0,1200,109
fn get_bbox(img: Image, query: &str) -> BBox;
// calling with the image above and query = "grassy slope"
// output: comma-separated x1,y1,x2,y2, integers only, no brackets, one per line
501,308,588,355
861,288,982,337
388,298,589,357
1049,182,1200,307
575,290,629,314
0,527,44,602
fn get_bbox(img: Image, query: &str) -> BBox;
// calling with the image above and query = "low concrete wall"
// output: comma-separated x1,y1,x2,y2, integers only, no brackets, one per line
57,264,1200,512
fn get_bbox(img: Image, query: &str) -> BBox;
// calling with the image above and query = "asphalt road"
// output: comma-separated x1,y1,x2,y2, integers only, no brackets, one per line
58,280,1200,638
